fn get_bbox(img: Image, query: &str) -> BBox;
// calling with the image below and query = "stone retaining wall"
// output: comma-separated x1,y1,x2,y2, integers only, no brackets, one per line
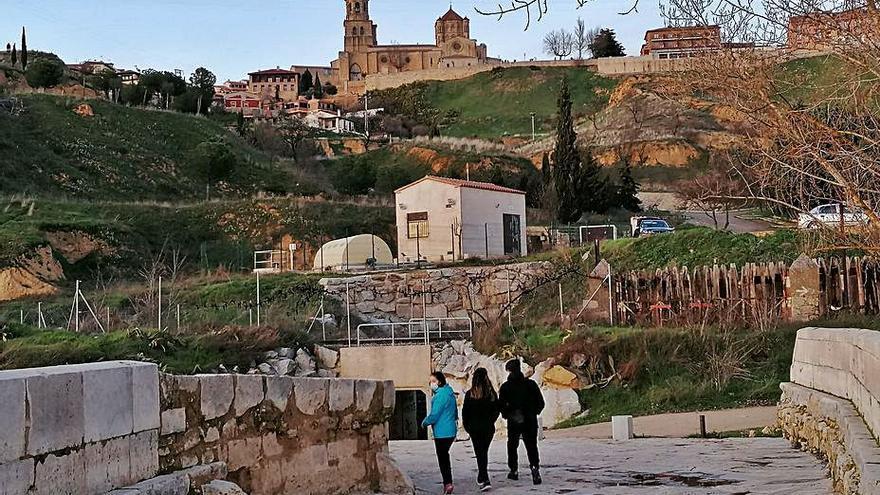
0,362,411,495
320,261,553,327
778,327,880,494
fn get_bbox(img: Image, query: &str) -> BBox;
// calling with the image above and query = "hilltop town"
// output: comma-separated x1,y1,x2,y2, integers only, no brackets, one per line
1,1,880,495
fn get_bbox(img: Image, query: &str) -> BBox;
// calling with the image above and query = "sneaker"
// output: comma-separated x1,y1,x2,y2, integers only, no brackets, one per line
507,471,519,481
443,483,454,494
531,466,543,485
479,481,492,492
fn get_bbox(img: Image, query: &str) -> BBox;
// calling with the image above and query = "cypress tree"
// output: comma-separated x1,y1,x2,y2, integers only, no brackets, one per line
552,79,584,223
313,73,323,98
20,27,27,70
299,69,313,95
11,43,16,67
616,160,642,212
541,152,551,184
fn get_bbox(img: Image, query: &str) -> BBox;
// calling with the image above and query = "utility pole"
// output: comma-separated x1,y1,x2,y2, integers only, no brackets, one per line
530,112,536,141
364,93,369,138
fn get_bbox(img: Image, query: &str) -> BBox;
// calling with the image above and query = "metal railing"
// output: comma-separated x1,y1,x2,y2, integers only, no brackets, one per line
354,316,473,346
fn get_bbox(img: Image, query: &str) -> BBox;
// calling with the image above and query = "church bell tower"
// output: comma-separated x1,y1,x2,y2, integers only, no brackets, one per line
344,0,377,52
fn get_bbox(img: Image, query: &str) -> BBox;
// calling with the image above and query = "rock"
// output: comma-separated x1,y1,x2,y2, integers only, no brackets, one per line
274,359,295,376
277,347,295,359
543,366,579,389
73,103,94,117
442,355,470,378
315,346,340,369
539,388,582,426
316,369,339,378
263,351,279,360
294,349,317,377
257,363,273,375
376,452,415,494
201,480,248,495
570,353,587,369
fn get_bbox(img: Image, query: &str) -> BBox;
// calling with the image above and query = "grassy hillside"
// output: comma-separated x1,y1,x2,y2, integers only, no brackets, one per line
373,66,616,139
325,143,542,201
0,197,395,278
0,94,295,200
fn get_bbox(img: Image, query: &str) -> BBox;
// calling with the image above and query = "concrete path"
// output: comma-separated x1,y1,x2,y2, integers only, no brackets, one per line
392,437,831,494
546,406,779,439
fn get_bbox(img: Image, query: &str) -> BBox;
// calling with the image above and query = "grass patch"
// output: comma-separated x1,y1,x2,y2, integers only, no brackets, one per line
601,227,802,271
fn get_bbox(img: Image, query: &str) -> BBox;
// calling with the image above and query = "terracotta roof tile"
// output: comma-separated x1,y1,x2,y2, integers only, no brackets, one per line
396,176,525,195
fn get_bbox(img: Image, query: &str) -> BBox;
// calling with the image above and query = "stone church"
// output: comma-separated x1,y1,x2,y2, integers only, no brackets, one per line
331,0,490,92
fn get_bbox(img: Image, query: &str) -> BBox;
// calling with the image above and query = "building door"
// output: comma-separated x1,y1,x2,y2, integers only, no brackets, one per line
503,214,522,256
389,390,427,440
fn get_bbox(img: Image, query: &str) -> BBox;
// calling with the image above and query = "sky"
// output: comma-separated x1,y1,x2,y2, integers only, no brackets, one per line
2,0,664,83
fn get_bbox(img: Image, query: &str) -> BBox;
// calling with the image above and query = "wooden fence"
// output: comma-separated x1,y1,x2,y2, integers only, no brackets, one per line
598,256,880,327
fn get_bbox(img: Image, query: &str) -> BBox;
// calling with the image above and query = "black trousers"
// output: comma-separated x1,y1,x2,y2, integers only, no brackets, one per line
507,421,540,471
434,437,455,485
470,430,495,483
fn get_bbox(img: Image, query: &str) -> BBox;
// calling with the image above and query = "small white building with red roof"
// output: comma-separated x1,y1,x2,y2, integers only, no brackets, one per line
394,175,527,263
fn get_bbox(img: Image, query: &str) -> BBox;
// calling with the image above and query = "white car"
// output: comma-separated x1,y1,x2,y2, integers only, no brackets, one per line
798,204,869,229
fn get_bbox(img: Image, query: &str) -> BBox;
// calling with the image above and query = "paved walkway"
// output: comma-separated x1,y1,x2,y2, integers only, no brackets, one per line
546,406,779,439
392,437,831,494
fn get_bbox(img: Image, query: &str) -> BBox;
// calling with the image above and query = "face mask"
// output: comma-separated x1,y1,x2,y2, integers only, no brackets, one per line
430,383,439,392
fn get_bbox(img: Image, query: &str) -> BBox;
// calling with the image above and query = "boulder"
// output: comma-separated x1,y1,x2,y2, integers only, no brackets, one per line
543,366,578,389
294,349,317,377
540,387,582,426
201,480,248,495
274,359,295,376
314,345,340,370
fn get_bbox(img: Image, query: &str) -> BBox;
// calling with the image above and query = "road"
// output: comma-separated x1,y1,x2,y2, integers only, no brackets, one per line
639,192,774,234
392,437,831,494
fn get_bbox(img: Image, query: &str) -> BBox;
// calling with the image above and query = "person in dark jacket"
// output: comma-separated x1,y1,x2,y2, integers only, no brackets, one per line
498,359,545,485
462,367,500,492
422,371,458,494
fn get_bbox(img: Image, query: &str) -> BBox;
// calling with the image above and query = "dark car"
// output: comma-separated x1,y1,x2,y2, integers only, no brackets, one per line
633,217,675,237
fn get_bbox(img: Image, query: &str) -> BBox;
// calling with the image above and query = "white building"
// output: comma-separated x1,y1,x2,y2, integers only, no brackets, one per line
394,176,527,263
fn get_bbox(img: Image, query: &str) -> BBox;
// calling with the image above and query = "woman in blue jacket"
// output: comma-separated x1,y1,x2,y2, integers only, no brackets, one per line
422,371,458,494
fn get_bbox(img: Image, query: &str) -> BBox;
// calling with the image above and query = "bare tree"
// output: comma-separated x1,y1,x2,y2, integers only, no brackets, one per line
543,29,575,59
676,159,747,230
574,18,589,59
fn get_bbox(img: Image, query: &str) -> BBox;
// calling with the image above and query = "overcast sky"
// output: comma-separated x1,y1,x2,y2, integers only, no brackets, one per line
2,0,664,82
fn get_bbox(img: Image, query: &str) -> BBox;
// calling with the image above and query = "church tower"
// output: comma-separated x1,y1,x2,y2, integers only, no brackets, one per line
344,0,377,53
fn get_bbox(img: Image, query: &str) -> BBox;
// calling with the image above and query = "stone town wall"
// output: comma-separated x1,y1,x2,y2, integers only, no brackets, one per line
362,57,694,93
777,327,880,494
0,362,161,495
158,374,408,495
320,261,553,327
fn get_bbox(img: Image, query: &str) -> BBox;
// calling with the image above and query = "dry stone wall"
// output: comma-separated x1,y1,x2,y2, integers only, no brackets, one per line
778,327,880,494
320,261,553,327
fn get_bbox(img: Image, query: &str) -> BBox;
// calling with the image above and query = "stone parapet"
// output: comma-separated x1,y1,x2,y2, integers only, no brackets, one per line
0,362,412,495
0,361,161,495
778,327,880,494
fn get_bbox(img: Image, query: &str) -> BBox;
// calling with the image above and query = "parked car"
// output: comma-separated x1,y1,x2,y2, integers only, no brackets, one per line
631,216,675,237
798,204,869,229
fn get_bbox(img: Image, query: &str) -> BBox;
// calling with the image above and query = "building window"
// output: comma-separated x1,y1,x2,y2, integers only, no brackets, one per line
407,212,429,239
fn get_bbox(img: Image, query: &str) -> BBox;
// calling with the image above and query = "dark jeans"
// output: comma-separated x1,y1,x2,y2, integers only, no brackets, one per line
507,421,540,471
470,430,495,484
434,437,455,485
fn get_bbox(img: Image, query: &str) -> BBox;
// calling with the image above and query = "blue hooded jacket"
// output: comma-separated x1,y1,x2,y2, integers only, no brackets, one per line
422,384,458,439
